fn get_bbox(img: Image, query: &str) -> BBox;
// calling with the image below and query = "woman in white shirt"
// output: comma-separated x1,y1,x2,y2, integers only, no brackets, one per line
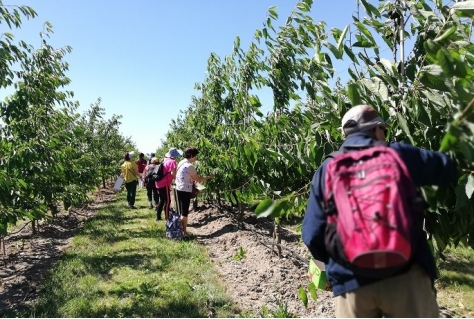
175,146,214,235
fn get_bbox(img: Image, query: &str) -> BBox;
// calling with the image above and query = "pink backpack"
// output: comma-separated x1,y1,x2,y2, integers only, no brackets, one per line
323,143,422,277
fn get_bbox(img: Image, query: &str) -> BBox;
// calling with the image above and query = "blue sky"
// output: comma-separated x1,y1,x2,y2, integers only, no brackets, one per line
2,0,370,153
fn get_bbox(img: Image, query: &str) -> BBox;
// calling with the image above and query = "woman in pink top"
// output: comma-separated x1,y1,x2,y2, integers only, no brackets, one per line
155,147,182,221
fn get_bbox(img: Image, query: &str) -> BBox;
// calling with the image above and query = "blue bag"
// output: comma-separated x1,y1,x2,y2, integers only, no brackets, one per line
166,208,183,240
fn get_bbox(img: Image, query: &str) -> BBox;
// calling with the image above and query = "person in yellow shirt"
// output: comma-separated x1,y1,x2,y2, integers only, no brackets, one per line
120,151,140,208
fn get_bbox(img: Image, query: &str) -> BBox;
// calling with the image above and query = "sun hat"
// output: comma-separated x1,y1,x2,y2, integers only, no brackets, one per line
151,157,159,164
165,147,183,159
341,105,387,137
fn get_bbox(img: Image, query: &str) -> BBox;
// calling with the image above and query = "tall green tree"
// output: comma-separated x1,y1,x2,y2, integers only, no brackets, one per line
161,0,474,250
0,2,131,234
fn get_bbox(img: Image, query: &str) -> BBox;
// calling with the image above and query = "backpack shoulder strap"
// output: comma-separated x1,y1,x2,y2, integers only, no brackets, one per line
325,140,390,160
147,165,156,175
340,140,389,152
326,150,343,160
372,140,389,147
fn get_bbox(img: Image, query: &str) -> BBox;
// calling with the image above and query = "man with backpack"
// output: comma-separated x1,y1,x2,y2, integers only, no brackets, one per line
143,157,160,210
302,104,457,317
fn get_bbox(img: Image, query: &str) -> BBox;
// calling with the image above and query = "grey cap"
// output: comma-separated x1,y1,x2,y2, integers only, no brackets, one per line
341,105,387,137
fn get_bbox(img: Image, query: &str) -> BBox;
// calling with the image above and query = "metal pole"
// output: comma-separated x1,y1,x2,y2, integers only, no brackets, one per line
399,11,405,77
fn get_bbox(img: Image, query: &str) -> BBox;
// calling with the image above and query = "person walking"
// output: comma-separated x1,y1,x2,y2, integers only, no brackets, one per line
302,105,457,318
136,152,147,189
120,151,140,209
155,148,182,221
175,146,214,235
143,157,160,210
148,152,156,164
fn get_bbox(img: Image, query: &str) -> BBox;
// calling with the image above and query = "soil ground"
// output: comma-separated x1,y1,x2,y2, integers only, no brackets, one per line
0,187,458,317
0,188,115,315
186,201,334,317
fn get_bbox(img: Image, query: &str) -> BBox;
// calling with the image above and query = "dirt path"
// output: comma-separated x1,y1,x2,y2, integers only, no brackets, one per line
186,202,334,317
0,188,116,315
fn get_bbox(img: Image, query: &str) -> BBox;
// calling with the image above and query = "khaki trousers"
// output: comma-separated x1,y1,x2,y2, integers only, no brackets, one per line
335,264,438,318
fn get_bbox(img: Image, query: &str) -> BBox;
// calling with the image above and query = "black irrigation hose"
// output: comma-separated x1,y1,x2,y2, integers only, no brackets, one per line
68,209,91,218
208,200,309,266
1,221,32,262
249,229,309,265
6,220,31,236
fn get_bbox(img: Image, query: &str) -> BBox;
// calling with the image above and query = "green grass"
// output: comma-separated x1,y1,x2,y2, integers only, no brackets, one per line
437,245,474,317
4,189,239,318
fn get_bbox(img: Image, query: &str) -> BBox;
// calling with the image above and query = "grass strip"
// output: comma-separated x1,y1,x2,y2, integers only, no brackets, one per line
12,189,238,318
437,245,474,317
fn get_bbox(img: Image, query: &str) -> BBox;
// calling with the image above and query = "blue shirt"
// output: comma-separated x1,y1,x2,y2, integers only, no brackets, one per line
302,132,457,296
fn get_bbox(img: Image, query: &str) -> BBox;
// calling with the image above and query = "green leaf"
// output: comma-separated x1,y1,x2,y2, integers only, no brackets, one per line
438,212,453,235
348,83,361,106
420,64,443,76
452,1,474,18
254,198,289,218
18,179,27,188
466,175,474,199
324,42,343,60
255,198,273,216
418,103,432,126
423,40,442,55
421,89,447,108
373,77,389,101
454,79,474,103
454,59,468,78
308,282,318,302
434,25,456,42
296,2,310,12
396,113,415,144
354,21,376,43
455,175,470,210
433,232,447,251
353,40,377,48
419,65,449,91
280,149,295,165
436,49,454,76
249,95,261,107
343,44,358,63
298,286,308,308
378,58,394,75
337,26,349,51
439,124,461,152
268,6,278,19
271,199,290,218
360,0,380,18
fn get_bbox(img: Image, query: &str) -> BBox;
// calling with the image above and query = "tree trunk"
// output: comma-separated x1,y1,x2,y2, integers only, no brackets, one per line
273,221,282,258
238,203,245,230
